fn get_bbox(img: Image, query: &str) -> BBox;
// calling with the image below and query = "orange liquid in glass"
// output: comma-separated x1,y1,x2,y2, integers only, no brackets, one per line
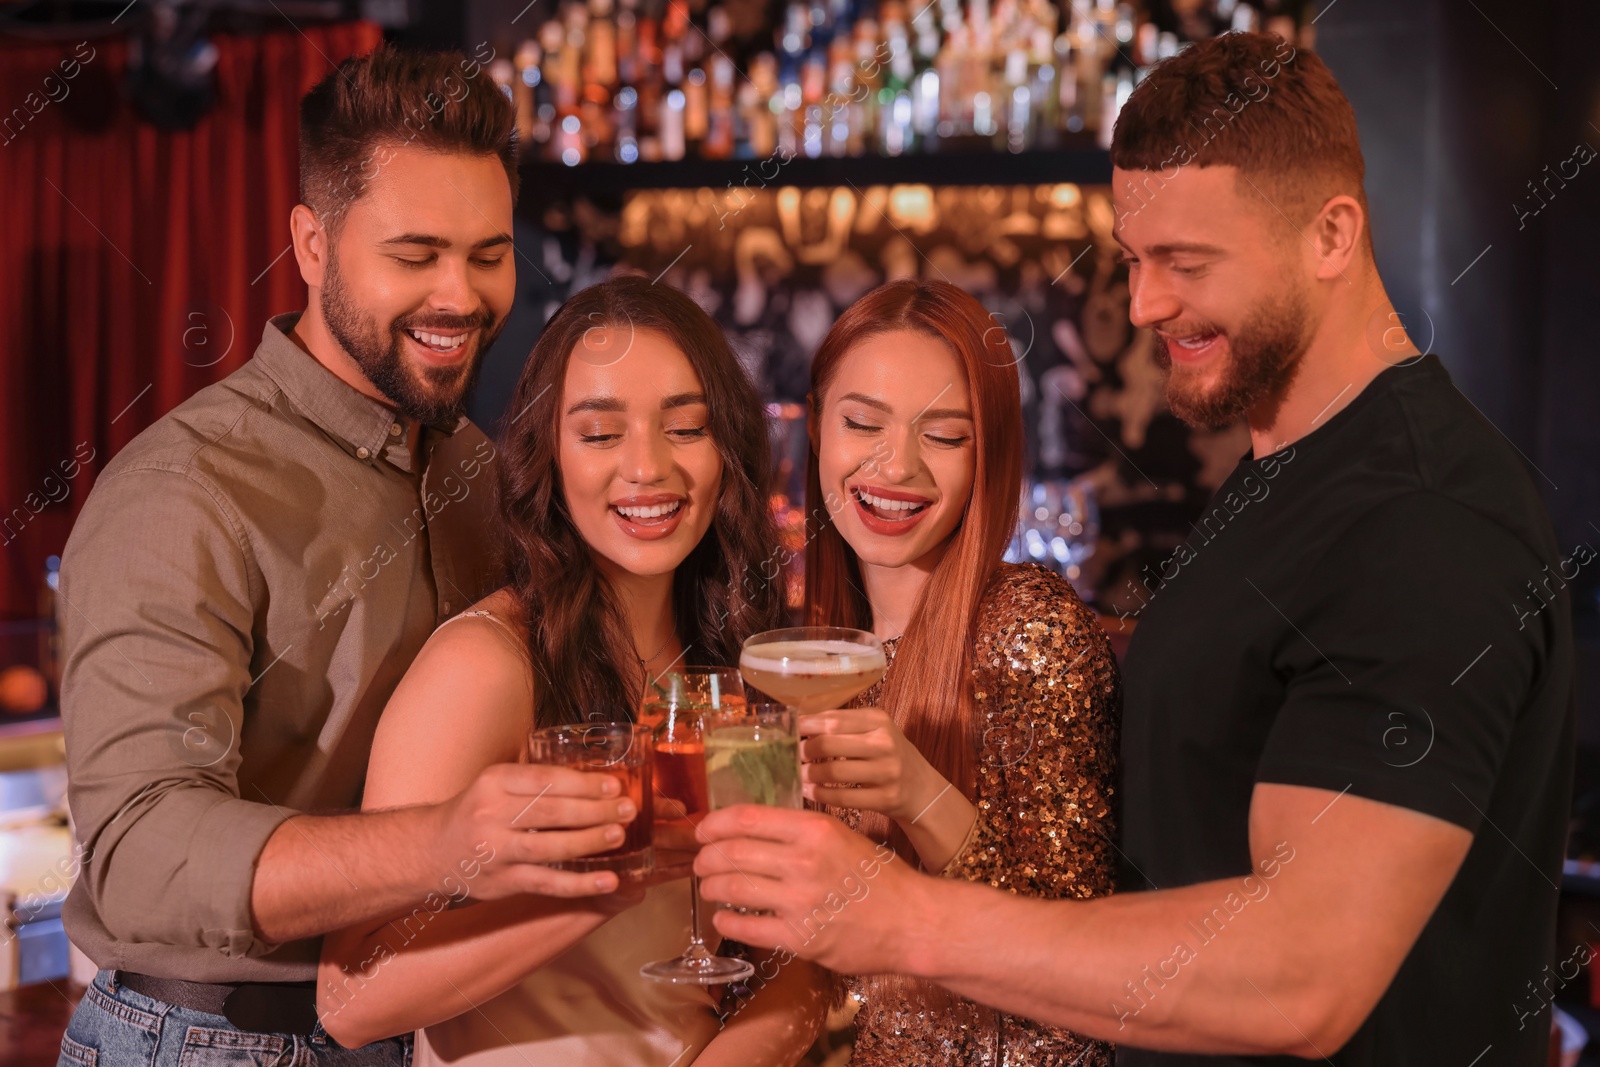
588,761,653,860
654,740,710,823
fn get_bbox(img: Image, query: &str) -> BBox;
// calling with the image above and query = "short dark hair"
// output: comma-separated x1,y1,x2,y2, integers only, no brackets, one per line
299,45,518,230
1111,32,1366,226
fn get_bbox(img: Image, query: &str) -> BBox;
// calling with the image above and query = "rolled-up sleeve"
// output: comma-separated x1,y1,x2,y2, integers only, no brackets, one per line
60,464,293,958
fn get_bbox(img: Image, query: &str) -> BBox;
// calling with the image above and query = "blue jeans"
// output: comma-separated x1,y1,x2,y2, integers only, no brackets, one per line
58,970,413,1067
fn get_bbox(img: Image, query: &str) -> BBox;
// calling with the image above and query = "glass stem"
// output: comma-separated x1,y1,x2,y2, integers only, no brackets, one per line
687,872,705,949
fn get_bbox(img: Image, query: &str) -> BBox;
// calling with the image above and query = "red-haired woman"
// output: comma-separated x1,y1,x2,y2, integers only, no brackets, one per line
317,275,827,1066
799,279,1120,1065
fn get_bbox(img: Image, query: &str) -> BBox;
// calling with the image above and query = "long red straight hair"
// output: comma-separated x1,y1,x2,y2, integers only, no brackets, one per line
805,280,1024,857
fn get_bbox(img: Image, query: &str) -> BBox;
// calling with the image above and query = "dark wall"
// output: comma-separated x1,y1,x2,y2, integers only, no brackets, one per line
1318,0,1599,745
1318,0,1596,547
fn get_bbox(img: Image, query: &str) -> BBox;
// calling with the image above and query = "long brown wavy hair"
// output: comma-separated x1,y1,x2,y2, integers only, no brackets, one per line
497,274,783,727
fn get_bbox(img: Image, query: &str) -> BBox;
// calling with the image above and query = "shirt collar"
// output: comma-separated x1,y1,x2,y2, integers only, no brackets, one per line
253,312,467,474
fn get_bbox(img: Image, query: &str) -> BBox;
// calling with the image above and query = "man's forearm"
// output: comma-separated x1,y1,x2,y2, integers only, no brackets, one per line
899,874,1326,1056
251,806,445,944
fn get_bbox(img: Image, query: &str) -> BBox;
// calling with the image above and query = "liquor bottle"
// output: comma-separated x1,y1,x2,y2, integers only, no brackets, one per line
963,0,995,137
536,19,571,162
583,0,619,159
778,0,811,62
512,39,542,151
845,17,880,155
489,57,517,127
1098,67,1132,150
1053,32,1080,133
746,53,780,159
910,18,941,144
824,35,856,156
1071,0,1106,134
1135,20,1158,68
611,0,641,161
586,0,618,92
704,6,737,158
1114,1,1136,57
659,0,688,160
1002,45,1029,151
1028,24,1059,147
934,22,965,137
616,0,640,86
558,3,586,115
879,6,916,155
681,5,710,152
634,4,663,158
799,46,826,156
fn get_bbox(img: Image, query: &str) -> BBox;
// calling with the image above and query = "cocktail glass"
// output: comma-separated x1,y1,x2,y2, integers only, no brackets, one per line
638,668,754,985
738,627,886,714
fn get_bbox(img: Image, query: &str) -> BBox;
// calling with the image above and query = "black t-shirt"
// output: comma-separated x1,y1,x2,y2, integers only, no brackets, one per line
1117,356,1576,1066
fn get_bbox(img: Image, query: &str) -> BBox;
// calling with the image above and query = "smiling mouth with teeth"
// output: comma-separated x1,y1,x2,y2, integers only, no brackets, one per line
405,327,470,353
853,488,931,521
613,499,683,523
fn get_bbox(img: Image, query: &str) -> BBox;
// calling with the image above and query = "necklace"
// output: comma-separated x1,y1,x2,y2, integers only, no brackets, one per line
635,631,674,672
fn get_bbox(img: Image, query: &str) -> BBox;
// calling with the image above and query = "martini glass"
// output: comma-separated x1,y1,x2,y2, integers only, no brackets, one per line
639,668,754,985
738,627,887,714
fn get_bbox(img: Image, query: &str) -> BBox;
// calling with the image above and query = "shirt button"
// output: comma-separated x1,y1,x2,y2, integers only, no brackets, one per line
356,446,370,460
442,600,453,614
389,422,403,437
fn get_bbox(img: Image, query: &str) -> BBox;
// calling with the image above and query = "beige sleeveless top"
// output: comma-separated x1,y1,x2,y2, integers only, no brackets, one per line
414,610,721,1067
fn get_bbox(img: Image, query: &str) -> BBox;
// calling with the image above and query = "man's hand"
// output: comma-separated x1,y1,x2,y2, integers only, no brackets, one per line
428,762,638,898
693,804,918,974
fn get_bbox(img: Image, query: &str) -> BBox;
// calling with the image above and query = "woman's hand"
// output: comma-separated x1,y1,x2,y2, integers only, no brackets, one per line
798,707,950,825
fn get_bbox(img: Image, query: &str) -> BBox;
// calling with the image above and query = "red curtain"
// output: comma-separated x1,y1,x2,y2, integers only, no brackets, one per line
0,22,382,620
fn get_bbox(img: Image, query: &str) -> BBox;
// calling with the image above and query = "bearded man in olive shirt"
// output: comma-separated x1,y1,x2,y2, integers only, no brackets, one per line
57,48,633,1065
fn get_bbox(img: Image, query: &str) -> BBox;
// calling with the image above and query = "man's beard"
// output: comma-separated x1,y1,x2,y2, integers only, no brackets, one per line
1153,288,1312,432
320,251,500,426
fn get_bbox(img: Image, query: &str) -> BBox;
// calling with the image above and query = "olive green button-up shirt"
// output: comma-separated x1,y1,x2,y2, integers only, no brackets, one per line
59,312,506,983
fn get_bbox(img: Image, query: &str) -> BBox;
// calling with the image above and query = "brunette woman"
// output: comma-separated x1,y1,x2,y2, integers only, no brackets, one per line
797,279,1120,1065
317,275,827,1065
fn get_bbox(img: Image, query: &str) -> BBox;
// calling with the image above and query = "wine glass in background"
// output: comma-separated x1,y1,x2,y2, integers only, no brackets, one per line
1007,475,1100,596
738,627,886,715
638,667,754,984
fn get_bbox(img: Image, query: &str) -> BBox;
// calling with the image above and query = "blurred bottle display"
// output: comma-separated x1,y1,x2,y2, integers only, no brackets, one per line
507,0,1316,165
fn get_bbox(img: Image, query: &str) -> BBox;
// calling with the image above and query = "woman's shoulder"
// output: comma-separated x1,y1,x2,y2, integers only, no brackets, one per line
365,589,536,807
403,588,535,712
974,563,1114,679
977,562,1099,635
431,587,531,650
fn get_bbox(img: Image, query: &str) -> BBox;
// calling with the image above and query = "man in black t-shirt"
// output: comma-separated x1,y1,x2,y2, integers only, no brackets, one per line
691,32,1575,1065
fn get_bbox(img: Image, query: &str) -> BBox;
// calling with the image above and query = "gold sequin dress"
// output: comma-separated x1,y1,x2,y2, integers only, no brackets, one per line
831,562,1120,1067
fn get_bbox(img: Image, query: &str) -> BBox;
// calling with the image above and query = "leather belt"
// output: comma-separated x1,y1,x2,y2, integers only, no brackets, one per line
115,971,321,1037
